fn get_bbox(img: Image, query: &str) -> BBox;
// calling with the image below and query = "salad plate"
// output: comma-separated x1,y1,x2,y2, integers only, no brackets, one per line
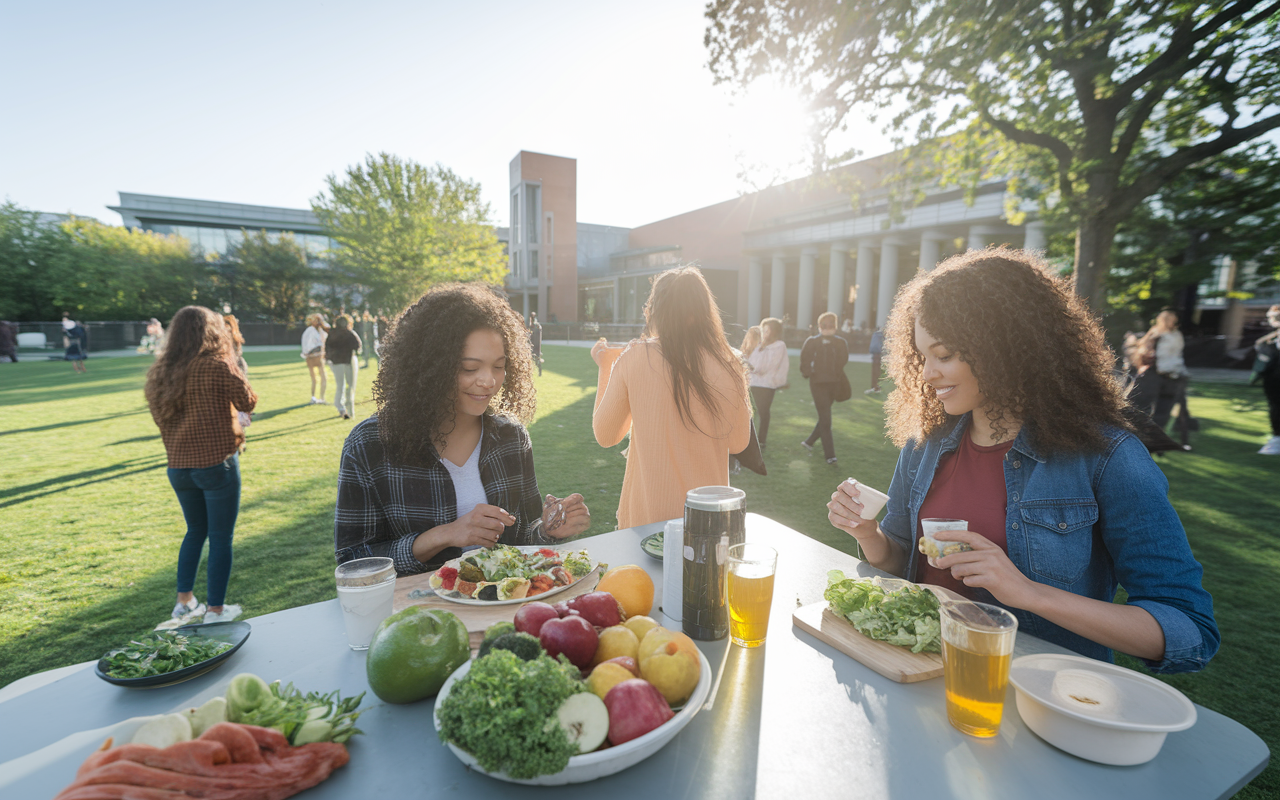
639,532,663,561
433,648,713,785
428,545,596,606
94,621,251,689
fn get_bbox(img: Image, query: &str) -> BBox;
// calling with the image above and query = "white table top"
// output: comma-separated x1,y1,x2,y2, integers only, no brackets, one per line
0,514,1269,798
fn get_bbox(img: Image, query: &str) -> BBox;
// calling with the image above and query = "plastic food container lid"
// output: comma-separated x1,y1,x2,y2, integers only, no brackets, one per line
1009,653,1196,732
685,486,746,512
335,557,395,587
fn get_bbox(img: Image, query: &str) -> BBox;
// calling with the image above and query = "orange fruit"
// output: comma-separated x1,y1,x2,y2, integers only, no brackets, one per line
596,565,654,618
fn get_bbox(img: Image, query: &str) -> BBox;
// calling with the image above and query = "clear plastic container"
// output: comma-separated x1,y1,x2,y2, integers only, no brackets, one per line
335,557,396,650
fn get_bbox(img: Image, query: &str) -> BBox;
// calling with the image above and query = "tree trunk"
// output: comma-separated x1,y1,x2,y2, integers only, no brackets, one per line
1072,215,1119,313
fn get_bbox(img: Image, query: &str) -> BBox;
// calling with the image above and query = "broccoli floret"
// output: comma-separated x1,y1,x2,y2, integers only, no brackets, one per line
476,621,517,659
490,632,543,661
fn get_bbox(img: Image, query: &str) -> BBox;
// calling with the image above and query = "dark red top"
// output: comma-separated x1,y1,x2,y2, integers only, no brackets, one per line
915,433,1014,598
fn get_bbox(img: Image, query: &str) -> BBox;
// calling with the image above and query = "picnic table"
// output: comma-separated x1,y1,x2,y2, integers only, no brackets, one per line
0,514,1268,798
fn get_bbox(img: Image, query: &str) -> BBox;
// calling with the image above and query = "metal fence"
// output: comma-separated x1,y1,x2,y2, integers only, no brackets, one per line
13,321,304,353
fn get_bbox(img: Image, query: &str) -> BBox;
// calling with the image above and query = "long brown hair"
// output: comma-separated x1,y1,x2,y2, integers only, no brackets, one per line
642,266,748,435
884,248,1131,453
146,306,235,426
373,283,536,465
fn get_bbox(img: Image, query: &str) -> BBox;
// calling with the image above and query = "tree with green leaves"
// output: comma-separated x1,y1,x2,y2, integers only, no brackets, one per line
705,0,1280,310
225,230,314,323
1109,141,1280,324
0,203,201,321
311,153,506,312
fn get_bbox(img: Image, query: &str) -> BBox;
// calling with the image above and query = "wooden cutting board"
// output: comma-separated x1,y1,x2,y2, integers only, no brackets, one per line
791,584,965,684
392,565,603,650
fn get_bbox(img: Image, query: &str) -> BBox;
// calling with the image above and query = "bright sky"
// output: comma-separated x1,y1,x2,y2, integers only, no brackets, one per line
0,1,892,230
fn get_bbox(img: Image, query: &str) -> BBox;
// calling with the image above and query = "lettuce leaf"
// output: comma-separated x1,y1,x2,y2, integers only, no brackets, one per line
824,571,942,654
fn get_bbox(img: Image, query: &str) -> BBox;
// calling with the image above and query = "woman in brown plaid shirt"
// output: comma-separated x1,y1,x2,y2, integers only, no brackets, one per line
146,306,257,623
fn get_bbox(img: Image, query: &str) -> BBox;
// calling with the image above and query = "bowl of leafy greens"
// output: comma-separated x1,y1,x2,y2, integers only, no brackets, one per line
435,648,712,784
94,621,251,688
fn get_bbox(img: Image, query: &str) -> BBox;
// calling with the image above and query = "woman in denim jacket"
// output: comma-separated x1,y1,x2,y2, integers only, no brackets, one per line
827,249,1218,674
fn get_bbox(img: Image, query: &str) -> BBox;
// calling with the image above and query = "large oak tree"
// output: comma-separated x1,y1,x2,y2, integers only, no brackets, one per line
705,0,1280,310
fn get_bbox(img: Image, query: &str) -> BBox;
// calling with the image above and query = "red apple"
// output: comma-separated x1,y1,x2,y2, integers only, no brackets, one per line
604,679,674,745
538,614,598,669
599,655,640,677
567,591,626,628
514,602,560,638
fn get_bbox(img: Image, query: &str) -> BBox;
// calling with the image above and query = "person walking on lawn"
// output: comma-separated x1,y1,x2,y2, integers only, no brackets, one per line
866,326,884,394
1255,304,1280,455
146,306,257,624
327,314,363,420
799,312,850,464
746,318,789,449
529,312,543,376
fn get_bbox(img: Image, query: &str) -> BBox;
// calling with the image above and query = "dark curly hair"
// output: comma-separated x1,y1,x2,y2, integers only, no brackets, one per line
373,283,535,465
884,248,1131,453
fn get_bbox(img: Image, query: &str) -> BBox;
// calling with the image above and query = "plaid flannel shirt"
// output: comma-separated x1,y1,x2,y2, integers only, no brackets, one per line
152,356,257,468
334,414,549,575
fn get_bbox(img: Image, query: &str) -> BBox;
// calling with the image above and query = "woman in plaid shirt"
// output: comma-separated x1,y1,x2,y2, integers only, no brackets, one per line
146,307,257,623
335,284,591,575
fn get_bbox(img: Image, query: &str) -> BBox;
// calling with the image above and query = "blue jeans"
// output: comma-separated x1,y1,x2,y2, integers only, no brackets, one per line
168,454,240,607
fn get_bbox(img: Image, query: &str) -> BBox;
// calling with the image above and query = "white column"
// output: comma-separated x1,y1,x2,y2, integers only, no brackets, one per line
828,242,849,316
770,252,786,320
853,240,875,329
877,237,903,329
612,279,621,323
967,226,987,251
1023,221,1047,253
797,246,818,331
522,291,530,320
918,230,946,272
747,256,764,325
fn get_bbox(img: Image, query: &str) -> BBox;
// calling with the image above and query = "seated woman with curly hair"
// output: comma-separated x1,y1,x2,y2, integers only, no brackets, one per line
827,249,1219,674
334,283,590,574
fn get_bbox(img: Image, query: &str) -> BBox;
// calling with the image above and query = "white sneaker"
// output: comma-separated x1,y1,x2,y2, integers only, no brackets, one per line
309,396,321,405
203,604,243,623
1259,436,1280,455
172,597,205,618
800,441,814,455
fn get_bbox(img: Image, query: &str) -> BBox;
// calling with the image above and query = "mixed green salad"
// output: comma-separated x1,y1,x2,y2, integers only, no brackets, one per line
824,572,942,654
101,631,233,679
459,545,592,581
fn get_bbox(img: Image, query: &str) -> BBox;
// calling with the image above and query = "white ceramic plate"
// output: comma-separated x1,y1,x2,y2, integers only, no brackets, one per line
434,649,713,785
430,546,596,606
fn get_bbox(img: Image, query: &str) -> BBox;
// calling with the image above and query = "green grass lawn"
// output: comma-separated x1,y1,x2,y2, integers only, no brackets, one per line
1,345,1276,796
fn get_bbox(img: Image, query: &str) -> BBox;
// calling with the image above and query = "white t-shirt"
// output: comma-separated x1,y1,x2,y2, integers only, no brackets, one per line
301,326,327,357
442,440,488,552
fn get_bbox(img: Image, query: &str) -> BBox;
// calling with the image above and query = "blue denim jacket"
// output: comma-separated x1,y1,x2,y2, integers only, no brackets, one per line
880,414,1219,674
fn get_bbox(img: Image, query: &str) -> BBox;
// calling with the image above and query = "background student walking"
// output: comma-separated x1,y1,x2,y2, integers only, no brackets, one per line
866,326,884,394
799,312,850,464
746,318,788,449
326,314,363,420
529,312,543,376
301,313,329,404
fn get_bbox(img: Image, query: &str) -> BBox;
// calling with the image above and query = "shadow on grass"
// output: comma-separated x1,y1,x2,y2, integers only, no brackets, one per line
0,474,344,689
105,434,161,447
251,403,312,422
0,408,151,437
0,456,168,507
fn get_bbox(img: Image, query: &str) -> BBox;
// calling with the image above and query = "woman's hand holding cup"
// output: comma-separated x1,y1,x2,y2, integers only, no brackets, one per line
828,479,888,542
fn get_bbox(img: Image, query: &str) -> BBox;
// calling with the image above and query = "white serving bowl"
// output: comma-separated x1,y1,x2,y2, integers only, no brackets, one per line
1009,653,1196,766
433,648,713,785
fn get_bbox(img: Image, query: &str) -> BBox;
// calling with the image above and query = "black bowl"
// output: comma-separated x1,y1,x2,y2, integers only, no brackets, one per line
94,621,251,688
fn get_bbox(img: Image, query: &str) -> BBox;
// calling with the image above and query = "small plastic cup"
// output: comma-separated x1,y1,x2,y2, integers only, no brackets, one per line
842,479,889,520
335,557,396,650
941,601,1018,737
920,518,971,567
726,544,778,648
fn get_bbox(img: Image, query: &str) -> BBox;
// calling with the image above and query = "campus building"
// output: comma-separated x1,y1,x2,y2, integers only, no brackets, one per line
508,151,1045,330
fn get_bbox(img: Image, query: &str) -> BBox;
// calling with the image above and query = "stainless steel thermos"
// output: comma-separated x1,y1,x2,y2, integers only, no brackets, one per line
682,486,746,640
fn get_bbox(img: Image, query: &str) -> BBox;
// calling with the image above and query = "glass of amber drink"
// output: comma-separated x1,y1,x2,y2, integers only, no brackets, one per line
940,601,1018,737
726,544,777,647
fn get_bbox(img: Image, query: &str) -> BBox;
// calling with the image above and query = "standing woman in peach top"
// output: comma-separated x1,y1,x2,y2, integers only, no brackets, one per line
591,267,752,529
